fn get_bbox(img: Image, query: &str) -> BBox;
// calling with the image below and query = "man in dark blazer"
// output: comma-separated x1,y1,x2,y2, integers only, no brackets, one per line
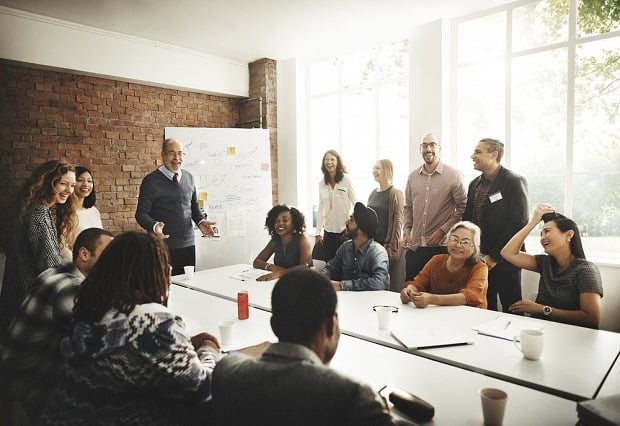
210,269,403,425
463,138,528,312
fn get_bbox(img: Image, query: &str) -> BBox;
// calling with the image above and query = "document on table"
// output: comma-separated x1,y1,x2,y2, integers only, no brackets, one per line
472,317,544,341
229,268,269,281
391,327,475,350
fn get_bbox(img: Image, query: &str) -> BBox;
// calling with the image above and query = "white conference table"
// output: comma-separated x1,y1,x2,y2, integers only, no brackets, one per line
169,283,579,425
173,263,275,310
596,353,620,398
173,264,620,401
335,290,620,402
168,284,276,352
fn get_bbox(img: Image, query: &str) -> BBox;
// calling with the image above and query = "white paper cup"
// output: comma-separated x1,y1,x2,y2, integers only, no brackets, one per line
480,388,507,425
218,320,237,346
376,306,393,330
184,265,195,281
513,329,544,360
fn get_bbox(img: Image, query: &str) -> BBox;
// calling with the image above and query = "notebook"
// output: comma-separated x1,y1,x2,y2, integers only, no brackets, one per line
391,327,475,350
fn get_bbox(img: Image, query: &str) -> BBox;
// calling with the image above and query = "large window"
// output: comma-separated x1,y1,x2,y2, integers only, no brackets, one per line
453,0,620,262
307,41,409,228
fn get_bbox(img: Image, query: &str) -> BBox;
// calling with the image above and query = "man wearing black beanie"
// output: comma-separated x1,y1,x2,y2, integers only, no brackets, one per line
319,202,389,291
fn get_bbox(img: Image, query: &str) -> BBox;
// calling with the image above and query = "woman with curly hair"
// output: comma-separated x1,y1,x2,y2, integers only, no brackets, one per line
39,232,221,425
0,160,77,337
252,204,312,281
315,150,357,263
62,166,103,259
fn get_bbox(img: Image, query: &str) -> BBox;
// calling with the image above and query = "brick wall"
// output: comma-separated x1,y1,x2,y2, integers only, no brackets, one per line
247,59,278,204
0,62,240,250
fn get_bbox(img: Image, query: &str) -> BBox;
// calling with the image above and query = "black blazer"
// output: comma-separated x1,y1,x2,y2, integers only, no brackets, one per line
463,166,528,271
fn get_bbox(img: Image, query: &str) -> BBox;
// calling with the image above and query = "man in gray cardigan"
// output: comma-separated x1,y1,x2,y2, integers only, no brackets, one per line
211,269,403,425
135,138,215,276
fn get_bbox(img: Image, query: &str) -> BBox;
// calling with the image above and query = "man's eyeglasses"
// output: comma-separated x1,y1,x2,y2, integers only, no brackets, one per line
165,151,185,158
447,235,473,248
420,142,439,150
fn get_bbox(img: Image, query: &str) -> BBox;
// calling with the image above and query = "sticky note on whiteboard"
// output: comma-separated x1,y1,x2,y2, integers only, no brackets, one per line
226,146,236,155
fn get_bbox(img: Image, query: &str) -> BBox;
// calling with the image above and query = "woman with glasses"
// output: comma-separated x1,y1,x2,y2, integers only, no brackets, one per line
501,204,603,329
400,221,488,308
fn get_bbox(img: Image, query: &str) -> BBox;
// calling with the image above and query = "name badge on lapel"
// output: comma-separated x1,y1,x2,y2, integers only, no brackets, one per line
489,191,503,203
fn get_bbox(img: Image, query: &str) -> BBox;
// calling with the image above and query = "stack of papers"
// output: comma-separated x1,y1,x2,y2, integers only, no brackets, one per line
472,317,544,341
229,268,269,281
391,327,475,350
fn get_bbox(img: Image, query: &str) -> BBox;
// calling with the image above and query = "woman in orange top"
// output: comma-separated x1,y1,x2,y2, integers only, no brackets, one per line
400,221,488,308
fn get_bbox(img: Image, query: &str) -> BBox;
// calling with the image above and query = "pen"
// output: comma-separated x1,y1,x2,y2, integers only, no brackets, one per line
504,321,511,329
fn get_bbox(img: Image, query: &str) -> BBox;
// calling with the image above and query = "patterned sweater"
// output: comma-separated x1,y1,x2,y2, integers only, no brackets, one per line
40,303,220,426
15,204,63,292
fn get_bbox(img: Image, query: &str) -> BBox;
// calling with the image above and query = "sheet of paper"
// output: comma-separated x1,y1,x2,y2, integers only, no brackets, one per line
229,268,269,281
472,317,545,341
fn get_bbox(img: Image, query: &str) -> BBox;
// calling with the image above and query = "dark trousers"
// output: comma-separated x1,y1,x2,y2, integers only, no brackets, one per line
405,246,449,282
322,231,346,263
169,245,196,277
487,266,522,313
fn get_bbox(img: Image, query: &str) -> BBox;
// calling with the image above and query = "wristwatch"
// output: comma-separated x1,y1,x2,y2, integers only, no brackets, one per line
543,305,553,316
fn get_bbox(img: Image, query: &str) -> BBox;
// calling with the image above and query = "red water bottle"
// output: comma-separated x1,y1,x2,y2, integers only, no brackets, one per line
237,290,249,320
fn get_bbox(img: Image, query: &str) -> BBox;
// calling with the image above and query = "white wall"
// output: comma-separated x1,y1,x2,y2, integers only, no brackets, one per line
409,19,451,162
276,58,305,208
0,6,249,98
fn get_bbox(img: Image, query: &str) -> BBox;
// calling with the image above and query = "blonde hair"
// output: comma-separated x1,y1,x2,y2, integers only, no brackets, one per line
376,159,394,184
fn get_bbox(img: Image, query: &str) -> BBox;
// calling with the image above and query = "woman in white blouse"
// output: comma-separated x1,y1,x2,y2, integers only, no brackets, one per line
63,166,103,259
315,150,356,263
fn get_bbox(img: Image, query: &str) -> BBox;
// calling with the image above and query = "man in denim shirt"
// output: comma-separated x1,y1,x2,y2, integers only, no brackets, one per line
320,202,389,291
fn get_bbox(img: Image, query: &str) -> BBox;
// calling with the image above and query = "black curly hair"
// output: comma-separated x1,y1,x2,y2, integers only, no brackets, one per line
265,204,306,238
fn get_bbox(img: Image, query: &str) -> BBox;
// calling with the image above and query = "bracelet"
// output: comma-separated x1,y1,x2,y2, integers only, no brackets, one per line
264,263,271,271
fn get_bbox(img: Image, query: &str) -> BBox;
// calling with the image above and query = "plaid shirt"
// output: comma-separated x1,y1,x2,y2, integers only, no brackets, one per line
403,161,467,250
0,260,83,410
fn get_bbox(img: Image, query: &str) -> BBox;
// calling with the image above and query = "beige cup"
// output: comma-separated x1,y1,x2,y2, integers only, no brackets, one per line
184,265,195,281
218,320,236,346
513,329,544,360
375,306,393,330
479,387,507,425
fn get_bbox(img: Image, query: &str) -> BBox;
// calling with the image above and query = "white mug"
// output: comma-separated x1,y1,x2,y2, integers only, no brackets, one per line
513,329,544,360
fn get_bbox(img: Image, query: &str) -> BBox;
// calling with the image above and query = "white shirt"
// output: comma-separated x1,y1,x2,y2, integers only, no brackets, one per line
316,174,356,235
61,206,104,260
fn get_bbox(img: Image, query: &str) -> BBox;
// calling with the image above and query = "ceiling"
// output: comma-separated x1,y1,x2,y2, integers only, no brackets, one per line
0,0,514,63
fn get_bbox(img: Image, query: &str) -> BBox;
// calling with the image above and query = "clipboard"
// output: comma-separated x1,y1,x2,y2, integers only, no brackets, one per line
391,327,475,350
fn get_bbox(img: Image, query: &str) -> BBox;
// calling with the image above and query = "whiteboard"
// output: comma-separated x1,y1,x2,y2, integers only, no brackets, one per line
165,127,272,270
